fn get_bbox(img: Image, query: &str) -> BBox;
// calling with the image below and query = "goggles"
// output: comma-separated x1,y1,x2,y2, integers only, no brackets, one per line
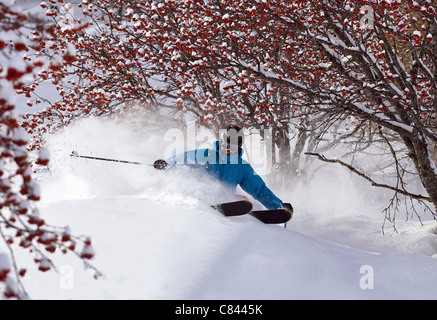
221,142,240,153
219,127,243,153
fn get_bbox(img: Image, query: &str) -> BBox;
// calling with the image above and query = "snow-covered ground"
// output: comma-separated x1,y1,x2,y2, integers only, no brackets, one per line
13,114,437,300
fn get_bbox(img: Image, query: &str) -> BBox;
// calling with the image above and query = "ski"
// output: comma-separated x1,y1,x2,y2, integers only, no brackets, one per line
213,201,292,225
250,209,292,224
213,200,253,217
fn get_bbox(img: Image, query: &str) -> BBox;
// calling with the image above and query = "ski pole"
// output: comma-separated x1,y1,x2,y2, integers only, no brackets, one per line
70,151,145,165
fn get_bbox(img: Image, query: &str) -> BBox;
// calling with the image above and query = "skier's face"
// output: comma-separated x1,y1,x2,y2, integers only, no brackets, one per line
219,128,242,155
220,144,238,155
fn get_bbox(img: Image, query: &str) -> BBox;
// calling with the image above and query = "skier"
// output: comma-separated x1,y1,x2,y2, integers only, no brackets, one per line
153,125,293,214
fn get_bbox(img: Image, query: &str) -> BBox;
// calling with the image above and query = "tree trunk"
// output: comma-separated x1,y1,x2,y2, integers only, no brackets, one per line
273,126,293,188
291,129,308,178
403,133,437,212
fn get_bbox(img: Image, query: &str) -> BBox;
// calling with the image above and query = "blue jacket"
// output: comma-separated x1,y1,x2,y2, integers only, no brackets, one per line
168,141,283,210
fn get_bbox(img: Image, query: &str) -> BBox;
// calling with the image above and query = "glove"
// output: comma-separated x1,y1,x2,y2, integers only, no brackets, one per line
153,159,169,170
282,203,294,215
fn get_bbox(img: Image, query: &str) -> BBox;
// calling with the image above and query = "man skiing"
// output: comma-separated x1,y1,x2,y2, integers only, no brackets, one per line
153,125,293,215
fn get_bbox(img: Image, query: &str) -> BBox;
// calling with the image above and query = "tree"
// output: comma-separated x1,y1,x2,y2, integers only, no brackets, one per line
283,0,437,217
23,0,436,216
22,0,304,185
0,2,97,299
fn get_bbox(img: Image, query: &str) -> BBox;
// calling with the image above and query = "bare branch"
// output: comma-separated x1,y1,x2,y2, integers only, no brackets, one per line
305,152,431,201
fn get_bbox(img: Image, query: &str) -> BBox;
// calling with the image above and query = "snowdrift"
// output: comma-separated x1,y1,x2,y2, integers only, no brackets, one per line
15,115,437,299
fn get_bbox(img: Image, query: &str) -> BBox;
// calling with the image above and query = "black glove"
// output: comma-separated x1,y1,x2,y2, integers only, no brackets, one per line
153,159,169,170
282,203,294,215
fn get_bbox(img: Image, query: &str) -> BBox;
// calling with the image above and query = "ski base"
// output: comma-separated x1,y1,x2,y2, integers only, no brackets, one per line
213,200,253,217
250,209,292,224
